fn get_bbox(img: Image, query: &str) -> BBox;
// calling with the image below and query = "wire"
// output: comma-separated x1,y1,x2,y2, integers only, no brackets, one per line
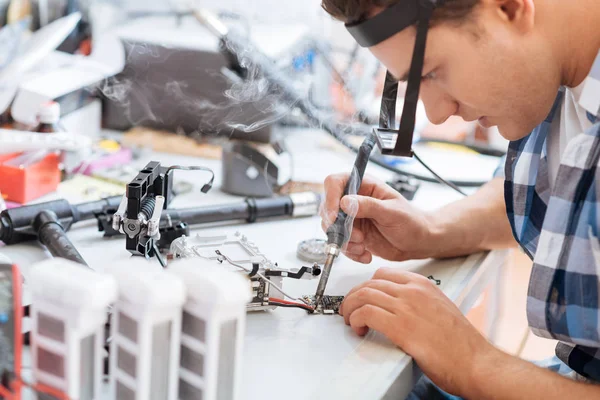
165,165,215,193
153,243,167,269
268,297,314,312
215,250,313,307
412,151,467,196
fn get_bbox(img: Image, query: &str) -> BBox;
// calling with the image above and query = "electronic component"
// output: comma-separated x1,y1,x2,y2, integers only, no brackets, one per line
168,260,251,400
0,262,22,400
302,295,345,315
28,259,117,400
107,259,186,400
169,232,320,312
297,238,328,263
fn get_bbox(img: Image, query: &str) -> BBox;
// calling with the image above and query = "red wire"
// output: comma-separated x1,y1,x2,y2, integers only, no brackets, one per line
269,298,314,310
0,384,13,399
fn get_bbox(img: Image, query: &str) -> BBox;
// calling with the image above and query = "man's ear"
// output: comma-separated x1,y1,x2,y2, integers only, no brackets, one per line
493,0,535,34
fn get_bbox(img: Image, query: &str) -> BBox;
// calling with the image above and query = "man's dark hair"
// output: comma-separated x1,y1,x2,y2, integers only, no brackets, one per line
321,0,479,25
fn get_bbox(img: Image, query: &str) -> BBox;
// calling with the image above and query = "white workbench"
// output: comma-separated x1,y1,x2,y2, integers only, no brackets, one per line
0,128,507,400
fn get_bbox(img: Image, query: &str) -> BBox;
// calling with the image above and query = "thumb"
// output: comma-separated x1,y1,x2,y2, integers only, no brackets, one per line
340,195,383,220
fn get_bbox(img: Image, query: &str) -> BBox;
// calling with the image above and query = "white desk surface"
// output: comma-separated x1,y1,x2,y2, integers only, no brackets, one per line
0,128,507,400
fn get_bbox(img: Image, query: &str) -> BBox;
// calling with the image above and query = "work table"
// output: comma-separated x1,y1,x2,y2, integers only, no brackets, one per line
0,127,507,399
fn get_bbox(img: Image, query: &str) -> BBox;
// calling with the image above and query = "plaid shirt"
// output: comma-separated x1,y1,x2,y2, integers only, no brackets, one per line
502,52,600,381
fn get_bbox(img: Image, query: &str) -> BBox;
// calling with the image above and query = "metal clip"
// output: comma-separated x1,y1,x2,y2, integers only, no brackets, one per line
147,195,165,238
112,195,128,232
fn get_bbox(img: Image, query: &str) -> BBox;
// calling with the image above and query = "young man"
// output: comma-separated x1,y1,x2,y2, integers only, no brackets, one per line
320,0,600,398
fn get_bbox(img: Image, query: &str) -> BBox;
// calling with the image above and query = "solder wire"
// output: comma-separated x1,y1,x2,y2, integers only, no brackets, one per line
215,251,313,308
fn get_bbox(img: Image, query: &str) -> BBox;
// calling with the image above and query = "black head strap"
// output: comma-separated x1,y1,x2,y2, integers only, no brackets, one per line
346,0,438,157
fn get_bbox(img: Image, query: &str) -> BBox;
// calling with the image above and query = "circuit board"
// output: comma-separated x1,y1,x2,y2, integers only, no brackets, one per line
302,295,345,315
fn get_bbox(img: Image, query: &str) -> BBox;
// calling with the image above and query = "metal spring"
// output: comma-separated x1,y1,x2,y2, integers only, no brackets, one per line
139,197,156,221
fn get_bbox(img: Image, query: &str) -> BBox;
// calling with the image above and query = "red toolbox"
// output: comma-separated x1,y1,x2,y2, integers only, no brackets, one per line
0,152,60,203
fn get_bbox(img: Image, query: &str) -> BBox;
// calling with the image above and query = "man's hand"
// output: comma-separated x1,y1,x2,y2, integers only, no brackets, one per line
321,174,515,262
339,267,494,397
321,174,437,263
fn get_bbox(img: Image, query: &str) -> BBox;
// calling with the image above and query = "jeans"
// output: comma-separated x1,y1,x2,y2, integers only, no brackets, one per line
405,357,576,400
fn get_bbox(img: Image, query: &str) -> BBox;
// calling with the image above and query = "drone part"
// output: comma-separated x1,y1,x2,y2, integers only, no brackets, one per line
28,258,117,400
297,238,328,264
264,265,321,279
107,259,186,400
216,250,311,307
302,295,345,315
168,260,251,400
156,221,190,253
268,298,315,313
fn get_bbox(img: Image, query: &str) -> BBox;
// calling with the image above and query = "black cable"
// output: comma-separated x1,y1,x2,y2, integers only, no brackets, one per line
153,243,167,269
413,151,467,196
165,165,215,193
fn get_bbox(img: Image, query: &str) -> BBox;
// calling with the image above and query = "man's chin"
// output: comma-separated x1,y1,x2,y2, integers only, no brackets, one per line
496,123,534,141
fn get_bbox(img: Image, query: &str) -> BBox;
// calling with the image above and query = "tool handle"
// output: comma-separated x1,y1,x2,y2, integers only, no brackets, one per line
34,211,88,267
327,134,377,247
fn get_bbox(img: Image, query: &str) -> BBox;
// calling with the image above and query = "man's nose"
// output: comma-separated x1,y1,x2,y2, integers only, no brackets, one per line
420,85,457,125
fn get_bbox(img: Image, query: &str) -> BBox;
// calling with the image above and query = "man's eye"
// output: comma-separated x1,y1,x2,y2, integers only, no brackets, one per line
422,71,437,81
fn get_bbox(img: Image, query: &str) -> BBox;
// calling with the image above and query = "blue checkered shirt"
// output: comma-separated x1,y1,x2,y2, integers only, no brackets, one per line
501,53,600,381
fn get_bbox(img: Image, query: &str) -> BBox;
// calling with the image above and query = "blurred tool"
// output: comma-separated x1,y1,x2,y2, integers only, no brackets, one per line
6,0,31,24
0,13,81,116
28,258,117,400
34,101,62,133
0,151,60,203
314,133,376,305
221,141,291,198
0,262,22,400
297,238,327,264
387,174,420,201
0,128,91,154
107,259,185,400
0,18,29,72
101,17,313,144
0,195,122,263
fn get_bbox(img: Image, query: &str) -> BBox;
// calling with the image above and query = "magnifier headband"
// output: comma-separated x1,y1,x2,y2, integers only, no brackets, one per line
345,0,441,157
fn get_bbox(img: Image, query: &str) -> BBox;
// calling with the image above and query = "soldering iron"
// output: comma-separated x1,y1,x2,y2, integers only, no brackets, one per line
314,133,377,305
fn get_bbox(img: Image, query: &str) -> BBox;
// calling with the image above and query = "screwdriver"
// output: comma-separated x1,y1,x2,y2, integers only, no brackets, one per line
314,132,377,306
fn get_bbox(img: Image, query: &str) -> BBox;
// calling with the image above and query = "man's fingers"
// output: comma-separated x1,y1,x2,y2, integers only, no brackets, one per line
340,195,385,221
323,174,348,220
345,243,365,255
371,267,427,285
344,279,404,300
341,287,397,325
343,250,373,265
348,228,365,244
348,305,396,337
